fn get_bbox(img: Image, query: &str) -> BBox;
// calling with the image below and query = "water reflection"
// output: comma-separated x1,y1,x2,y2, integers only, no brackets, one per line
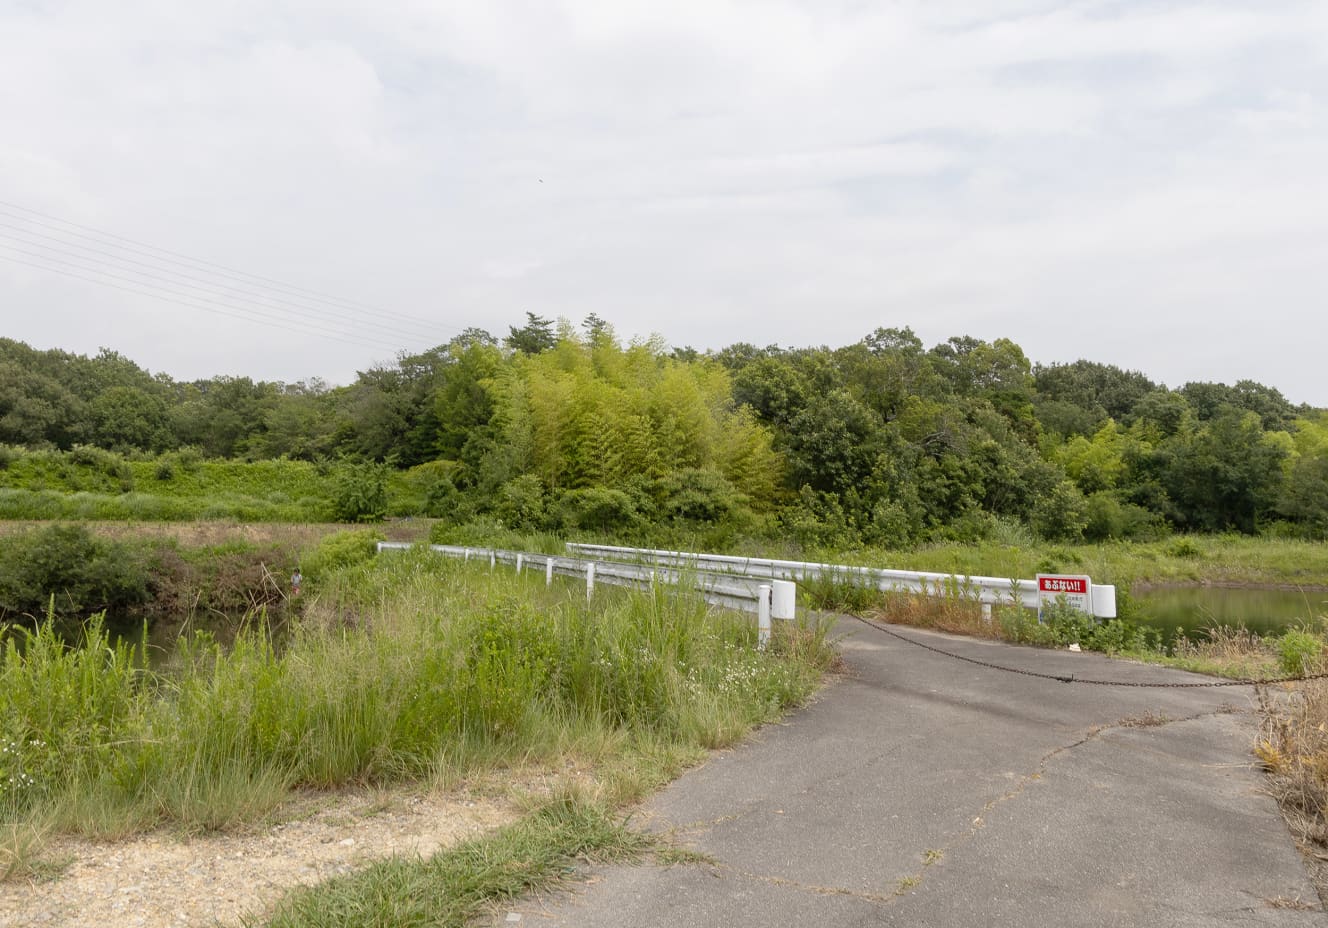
1135,586,1327,642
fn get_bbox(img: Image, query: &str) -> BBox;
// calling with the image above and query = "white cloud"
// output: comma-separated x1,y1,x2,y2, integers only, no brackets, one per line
0,0,1325,402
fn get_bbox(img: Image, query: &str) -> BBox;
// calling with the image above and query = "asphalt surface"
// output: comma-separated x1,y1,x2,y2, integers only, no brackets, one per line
491,616,1326,927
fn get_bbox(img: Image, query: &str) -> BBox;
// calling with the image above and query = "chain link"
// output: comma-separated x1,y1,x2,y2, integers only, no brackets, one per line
859,617,1328,688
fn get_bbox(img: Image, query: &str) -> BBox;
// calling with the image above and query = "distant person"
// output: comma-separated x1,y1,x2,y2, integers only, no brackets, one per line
291,568,302,597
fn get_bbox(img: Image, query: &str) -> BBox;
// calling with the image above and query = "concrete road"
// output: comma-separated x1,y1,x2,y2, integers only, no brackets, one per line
493,617,1325,927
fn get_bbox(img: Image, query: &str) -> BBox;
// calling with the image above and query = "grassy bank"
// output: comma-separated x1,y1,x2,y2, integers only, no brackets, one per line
0,446,488,524
0,548,832,885
0,453,332,523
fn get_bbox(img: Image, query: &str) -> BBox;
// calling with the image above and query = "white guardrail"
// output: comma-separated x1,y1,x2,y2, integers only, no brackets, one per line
374,542,798,620
565,543,1118,619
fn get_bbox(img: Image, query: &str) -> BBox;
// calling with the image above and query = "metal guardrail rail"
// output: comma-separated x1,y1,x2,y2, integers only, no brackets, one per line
374,542,794,617
565,543,1117,619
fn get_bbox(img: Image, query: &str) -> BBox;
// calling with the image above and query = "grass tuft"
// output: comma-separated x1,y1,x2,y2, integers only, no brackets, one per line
0,819,68,884
258,793,650,928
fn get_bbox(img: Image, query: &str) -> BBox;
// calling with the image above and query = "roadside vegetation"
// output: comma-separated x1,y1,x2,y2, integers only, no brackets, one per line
0,544,832,899
803,568,1325,682
1258,678,1328,852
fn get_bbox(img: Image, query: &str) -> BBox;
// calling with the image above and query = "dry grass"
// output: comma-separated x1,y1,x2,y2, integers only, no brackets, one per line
0,820,62,884
1170,626,1282,680
871,591,1002,640
1257,673,1328,849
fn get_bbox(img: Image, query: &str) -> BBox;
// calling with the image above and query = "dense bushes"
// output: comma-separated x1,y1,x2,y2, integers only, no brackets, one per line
300,528,383,580
0,523,308,634
0,524,150,622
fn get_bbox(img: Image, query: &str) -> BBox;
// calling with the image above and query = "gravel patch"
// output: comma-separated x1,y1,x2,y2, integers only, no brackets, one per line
1,786,515,928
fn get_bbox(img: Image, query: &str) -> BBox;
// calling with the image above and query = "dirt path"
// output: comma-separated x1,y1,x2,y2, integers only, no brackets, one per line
1,786,514,928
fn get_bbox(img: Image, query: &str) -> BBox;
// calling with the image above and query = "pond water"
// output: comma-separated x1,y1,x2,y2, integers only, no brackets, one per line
1134,586,1328,642
106,608,288,669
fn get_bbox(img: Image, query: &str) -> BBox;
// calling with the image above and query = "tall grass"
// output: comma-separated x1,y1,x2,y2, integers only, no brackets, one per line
1,550,832,844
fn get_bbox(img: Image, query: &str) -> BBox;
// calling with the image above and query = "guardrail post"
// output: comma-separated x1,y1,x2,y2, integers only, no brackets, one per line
516,553,523,574
758,584,772,651
982,602,992,622
546,559,554,586
489,550,496,570
586,562,596,601
463,548,471,562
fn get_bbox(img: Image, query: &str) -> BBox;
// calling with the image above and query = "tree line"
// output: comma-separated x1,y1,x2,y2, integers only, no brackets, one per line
2,313,1325,544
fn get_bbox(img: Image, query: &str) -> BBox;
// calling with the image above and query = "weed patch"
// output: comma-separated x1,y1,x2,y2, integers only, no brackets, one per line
260,791,649,928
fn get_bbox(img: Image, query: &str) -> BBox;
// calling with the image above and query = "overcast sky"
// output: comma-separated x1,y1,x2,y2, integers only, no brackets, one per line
2,1,1325,404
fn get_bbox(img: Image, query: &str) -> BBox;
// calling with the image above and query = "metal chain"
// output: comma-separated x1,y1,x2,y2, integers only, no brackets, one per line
857,617,1328,688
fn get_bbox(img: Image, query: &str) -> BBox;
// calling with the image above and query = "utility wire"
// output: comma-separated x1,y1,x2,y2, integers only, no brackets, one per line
0,225,445,346
0,198,467,341
0,220,448,343
0,251,408,354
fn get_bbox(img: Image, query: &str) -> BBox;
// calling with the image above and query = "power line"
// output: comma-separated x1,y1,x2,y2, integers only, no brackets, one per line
0,198,468,340
0,224,448,346
0,250,409,354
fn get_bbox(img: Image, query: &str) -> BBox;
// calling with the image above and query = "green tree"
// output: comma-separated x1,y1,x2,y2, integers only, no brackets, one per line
1164,409,1288,532
505,312,557,355
1279,455,1328,537
89,385,170,452
784,390,884,494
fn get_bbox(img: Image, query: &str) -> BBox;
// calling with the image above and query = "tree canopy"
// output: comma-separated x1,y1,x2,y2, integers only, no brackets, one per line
1,322,1323,543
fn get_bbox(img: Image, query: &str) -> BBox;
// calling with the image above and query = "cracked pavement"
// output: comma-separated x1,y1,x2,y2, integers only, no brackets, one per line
491,618,1325,927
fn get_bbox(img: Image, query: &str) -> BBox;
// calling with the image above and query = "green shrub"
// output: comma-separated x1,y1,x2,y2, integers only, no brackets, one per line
301,529,385,580
330,462,389,523
1084,492,1169,542
799,570,884,615
0,524,151,622
1033,547,1083,575
1167,537,1205,559
1030,481,1087,543
430,517,523,550
1277,629,1324,677
652,468,747,525
495,475,548,531
999,597,1158,654
557,487,642,534
67,445,135,493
